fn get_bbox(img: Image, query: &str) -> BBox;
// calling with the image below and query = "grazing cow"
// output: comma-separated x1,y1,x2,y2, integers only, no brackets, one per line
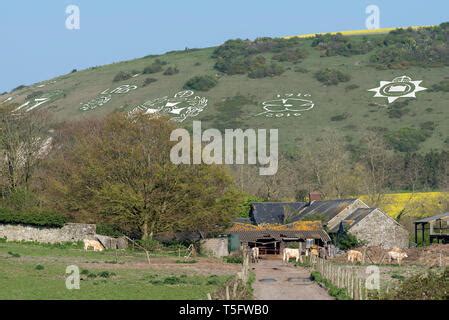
283,248,301,264
251,247,259,263
83,239,104,252
387,250,408,266
310,247,319,257
347,250,363,264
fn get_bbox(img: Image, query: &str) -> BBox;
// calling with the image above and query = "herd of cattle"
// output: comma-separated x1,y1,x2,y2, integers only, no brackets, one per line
249,246,409,266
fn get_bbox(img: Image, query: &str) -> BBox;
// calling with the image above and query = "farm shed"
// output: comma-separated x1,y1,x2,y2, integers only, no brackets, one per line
414,212,449,246
228,221,331,255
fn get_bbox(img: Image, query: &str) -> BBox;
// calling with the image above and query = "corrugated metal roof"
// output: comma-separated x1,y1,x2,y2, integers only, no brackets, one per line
251,202,307,225
329,208,375,233
415,212,449,224
231,230,331,243
291,199,358,223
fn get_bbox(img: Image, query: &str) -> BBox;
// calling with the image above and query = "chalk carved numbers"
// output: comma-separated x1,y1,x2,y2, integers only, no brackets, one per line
256,93,315,118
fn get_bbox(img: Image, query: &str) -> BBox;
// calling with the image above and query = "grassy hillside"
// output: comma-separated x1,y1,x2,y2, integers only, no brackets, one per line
2,24,449,155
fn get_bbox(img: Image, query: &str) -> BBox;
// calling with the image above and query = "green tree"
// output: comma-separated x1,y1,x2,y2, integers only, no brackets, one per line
44,114,242,239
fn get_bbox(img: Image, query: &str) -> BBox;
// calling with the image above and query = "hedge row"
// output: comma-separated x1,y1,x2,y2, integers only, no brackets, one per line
0,209,67,228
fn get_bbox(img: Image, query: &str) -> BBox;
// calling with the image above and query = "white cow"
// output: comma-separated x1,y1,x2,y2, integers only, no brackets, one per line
83,239,104,252
347,250,363,264
387,250,408,266
251,247,260,263
283,248,301,264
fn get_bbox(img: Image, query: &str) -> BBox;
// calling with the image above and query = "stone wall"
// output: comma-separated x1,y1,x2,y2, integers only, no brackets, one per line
349,209,410,249
0,223,96,244
200,238,229,257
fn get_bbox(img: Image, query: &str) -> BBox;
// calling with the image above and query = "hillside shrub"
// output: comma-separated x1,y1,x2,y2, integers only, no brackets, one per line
0,208,67,228
387,100,410,119
248,62,284,79
113,71,132,82
143,78,158,86
430,80,449,92
183,75,218,91
330,113,350,122
143,59,167,75
272,48,307,63
312,33,377,57
314,68,350,85
385,127,432,152
369,23,449,69
163,66,179,76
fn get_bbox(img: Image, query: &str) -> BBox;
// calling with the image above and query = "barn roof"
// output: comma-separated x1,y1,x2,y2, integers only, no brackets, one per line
291,199,359,223
250,202,307,225
231,230,331,243
414,212,449,224
329,208,375,233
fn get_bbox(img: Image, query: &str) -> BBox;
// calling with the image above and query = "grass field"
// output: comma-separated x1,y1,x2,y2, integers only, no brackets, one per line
3,29,449,154
0,241,237,300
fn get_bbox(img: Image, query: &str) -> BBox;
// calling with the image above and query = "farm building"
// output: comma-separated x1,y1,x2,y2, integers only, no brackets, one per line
228,220,331,255
231,195,410,250
414,212,449,246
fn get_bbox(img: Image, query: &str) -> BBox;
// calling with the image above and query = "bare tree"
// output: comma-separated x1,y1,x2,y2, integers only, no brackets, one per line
0,105,50,194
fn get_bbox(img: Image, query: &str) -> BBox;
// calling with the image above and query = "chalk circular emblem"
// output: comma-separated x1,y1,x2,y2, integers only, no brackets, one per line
368,76,427,104
256,93,315,118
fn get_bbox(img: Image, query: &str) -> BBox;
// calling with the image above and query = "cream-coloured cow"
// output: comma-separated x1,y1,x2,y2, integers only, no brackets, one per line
347,250,363,264
283,248,301,264
251,247,260,263
387,250,408,266
83,239,104,252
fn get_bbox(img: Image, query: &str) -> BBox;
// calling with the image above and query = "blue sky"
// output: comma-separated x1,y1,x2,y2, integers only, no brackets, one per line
1,0,448,92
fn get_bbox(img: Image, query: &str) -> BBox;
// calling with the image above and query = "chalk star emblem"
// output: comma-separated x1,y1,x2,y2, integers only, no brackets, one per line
368,76,427,104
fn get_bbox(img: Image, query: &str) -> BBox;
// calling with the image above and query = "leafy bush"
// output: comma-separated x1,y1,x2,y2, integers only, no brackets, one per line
223,255,243,264
330,113,350,122
430,80,449,92
11,85,27,92
345,84,360,91
143,59,167,74
183,75,218,91
143,77,158,86
248,62,284,79
35,264,45,270
388,268,449,300
0,208,67,228
272,48,307,63
369,24,449,69
113,71,132,82
163,66,179,76
312,33,377,57
8,251,21,258
314,68,351,85
333,225,363,250
96,223,123,237
387,100,410,119
143,64,162,74
385,127,432,152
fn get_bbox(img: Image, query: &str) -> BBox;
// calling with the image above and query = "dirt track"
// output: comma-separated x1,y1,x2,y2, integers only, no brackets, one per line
252,258,333,300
